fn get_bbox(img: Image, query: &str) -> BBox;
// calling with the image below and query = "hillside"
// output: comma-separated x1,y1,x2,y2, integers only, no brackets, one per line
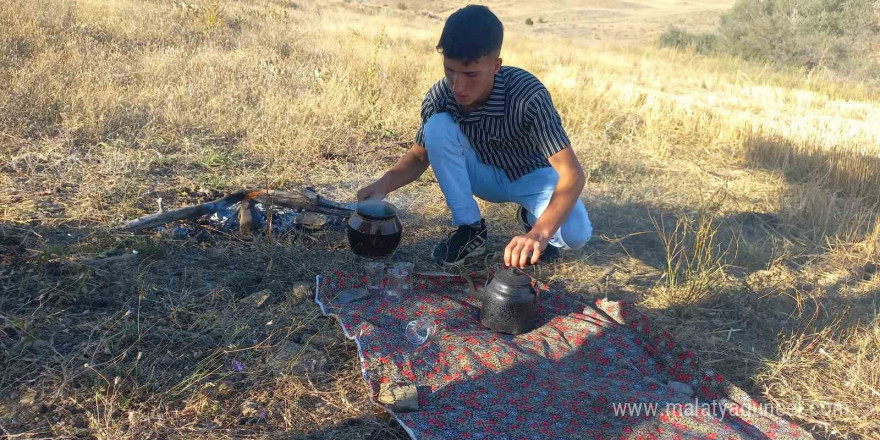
357,0,735,44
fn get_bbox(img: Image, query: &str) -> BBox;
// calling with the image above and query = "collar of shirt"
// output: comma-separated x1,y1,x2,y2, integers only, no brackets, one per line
443,71,507,124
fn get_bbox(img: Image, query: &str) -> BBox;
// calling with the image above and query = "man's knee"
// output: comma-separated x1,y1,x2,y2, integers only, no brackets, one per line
423,112,458,147
562,224,592,250
559,207,592,250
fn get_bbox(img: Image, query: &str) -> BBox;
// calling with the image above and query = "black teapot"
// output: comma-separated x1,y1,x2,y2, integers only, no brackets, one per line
480,265,538,335
346,199,403,258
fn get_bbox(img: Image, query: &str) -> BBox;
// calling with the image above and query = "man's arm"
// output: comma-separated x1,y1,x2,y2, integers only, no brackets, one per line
356,144,430,201
504,146,585,268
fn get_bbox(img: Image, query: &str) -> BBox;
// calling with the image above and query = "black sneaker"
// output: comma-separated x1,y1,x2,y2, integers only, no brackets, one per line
432,219,487,266
516,206,561,264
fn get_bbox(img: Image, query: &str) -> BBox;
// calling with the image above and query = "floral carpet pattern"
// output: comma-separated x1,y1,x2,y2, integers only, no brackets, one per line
315,270,812,440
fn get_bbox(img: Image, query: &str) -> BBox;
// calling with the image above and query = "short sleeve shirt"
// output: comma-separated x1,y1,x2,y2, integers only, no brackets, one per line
414,66,571,181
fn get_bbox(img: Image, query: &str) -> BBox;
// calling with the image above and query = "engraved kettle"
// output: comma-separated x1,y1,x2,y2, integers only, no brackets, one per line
480,265,538,335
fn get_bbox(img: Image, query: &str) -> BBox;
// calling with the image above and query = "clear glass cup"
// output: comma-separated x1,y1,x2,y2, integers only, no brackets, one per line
393,262,414,290
405,316,438,346
364,261,386,295
385,267,410,303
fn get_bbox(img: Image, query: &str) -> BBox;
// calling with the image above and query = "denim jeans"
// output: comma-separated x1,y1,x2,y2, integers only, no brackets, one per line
423,112,592,250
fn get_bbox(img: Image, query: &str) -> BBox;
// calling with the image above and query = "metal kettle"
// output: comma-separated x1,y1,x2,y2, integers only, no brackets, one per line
480,265,538,335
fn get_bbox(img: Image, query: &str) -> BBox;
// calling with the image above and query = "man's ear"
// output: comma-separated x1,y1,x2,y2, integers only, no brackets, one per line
494,57,502,74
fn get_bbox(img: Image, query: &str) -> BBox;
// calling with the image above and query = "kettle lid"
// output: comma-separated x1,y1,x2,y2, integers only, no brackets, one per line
355,199,398,220
493,266,532,287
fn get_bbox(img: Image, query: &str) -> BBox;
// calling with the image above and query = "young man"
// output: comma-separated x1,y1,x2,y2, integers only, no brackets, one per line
357,5,592,269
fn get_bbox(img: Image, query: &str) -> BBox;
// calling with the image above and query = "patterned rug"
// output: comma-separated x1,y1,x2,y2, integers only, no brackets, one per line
314,269,812,440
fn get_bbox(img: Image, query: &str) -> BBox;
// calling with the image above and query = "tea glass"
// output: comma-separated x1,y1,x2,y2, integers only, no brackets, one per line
385,267,411,303
405,316,438,346
393,262,414,289
364,261,386,295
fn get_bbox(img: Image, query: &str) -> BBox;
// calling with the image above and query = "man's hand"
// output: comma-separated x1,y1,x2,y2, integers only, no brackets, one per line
502,147,585,268
504,230,550,268
355,144,430,202
356,181,387,202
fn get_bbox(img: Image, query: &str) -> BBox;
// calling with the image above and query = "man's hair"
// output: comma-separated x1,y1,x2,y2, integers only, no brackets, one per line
436,5,503,62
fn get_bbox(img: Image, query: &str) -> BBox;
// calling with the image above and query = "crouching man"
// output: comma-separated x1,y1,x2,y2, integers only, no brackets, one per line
357,5,592,268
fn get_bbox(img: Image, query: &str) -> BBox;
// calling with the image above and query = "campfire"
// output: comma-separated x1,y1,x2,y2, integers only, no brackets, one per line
124,187,355,237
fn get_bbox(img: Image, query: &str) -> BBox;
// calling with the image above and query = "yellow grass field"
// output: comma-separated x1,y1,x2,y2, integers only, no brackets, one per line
1,0,878,439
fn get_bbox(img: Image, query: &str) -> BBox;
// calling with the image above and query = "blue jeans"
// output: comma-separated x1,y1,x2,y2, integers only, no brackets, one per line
423,113,592,250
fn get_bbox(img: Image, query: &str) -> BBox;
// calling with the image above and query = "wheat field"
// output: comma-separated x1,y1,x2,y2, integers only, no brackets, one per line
1,0,879,439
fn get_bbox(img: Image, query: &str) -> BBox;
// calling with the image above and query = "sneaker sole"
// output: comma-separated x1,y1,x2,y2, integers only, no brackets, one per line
438,246,486,268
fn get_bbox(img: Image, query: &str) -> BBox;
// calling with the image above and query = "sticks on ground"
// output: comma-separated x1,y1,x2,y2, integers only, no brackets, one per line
123,187,353,231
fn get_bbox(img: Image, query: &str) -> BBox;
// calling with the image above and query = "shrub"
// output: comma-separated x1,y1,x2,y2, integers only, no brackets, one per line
658,27,720,55
719,0,879,72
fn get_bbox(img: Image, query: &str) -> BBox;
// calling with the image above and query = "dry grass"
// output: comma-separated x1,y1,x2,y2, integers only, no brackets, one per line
2,0,879,439
759,316,880,439
648,209,729,310
744,129,880,205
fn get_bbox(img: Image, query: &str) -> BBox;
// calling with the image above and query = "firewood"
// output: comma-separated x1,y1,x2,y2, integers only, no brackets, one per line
123,187,353,231
239,200,256,234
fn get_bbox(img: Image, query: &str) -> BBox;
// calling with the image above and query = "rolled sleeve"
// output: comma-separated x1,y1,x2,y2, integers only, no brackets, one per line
414,125,426,148
527,89,570,158
414,82,446,148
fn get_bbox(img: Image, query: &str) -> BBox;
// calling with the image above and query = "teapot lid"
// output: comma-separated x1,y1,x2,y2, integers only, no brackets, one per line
494,266,532,287
355,199,397,220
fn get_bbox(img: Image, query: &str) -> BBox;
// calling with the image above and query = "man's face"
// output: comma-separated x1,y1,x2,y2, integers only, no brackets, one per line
443,54,501,111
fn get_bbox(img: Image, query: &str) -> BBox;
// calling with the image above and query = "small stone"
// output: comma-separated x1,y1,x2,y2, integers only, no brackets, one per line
864,262,877,280
299,333,339,347
199,187,220,199
291,281,315,302
217,382,234,397
239,289,273,307
378,383,419,413
300,212,328,230
206,247,225,259
198,421,218,430
241,400,260,417
72,416,88,428
667,381,694,397
19,389,37,406
238,416,262,426
271,341,328,375
171,226,190,239
797,281,815,292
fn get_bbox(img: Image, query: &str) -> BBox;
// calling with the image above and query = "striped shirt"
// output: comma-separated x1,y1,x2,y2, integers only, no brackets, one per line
414,66,571,181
